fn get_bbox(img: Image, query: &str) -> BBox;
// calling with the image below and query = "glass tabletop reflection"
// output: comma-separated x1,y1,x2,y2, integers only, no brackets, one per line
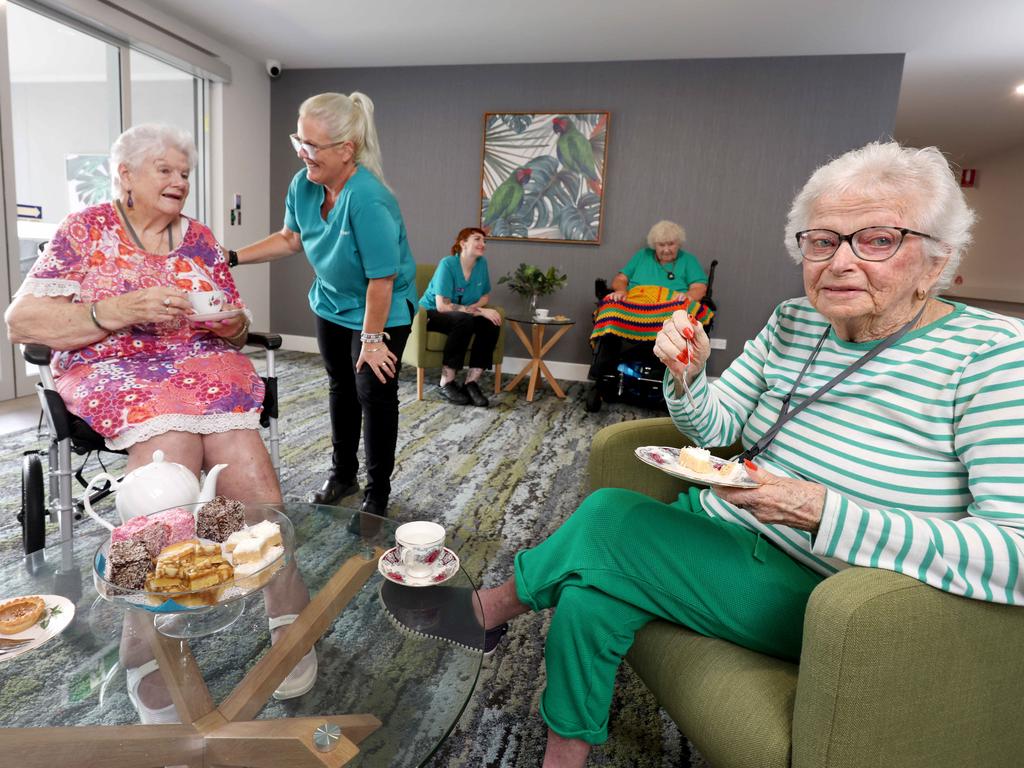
0,502,483,767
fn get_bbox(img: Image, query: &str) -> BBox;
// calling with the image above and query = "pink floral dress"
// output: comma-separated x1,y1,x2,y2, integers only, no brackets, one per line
18,203,264,450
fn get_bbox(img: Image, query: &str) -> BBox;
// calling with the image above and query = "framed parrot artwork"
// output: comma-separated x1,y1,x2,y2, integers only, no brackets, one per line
480,111,609,244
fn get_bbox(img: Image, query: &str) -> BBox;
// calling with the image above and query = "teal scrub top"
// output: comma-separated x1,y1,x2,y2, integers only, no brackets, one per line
419,255,491,310
621,248,707,293
284,166,418,330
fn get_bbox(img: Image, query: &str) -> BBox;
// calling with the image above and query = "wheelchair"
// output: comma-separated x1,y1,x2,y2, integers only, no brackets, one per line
585,259,718,413
17,332,282,555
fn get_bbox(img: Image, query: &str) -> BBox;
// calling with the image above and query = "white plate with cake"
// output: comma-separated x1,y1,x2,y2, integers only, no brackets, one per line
93,497,292,614
635,446,758,488
0,594,75,662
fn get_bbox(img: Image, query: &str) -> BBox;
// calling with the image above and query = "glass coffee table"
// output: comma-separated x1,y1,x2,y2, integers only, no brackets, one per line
0,503,484,767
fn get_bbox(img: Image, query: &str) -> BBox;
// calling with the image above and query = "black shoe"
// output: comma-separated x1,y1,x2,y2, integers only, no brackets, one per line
584,384,602,413
310,474,359,505
379,581,509,657
438,381,471,405
347,496,388,536
464,381,489,407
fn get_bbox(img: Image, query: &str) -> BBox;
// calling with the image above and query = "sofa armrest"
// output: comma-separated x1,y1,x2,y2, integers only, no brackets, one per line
401,305,428,368
793,567,1024,768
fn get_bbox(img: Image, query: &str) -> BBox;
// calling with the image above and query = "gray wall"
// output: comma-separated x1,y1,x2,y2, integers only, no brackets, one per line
269,55,903,374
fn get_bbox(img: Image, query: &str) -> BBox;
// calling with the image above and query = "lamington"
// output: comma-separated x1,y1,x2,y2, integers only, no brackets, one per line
149,507,196,546
108,540,150,591
196,496,245,542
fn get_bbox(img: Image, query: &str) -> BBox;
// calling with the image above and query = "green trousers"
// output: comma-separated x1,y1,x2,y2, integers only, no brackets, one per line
513,487,824,745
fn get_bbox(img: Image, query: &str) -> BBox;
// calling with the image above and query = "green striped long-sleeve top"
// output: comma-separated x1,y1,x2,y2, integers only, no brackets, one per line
666,297,1024,605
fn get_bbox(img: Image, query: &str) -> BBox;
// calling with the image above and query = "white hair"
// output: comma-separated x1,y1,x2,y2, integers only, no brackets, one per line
646,220,686,249
299,91,389,189
110,123,197,196
784,142,975,291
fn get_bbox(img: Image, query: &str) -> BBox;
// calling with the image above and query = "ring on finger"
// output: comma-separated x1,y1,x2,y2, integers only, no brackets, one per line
163,297,171,307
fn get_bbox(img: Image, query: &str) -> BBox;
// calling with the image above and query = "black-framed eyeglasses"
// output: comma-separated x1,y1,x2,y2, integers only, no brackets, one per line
795,226,935,262
289,133,348,159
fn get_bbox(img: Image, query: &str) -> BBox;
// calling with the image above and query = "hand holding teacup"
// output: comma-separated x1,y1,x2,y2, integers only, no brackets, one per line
654,311,711,388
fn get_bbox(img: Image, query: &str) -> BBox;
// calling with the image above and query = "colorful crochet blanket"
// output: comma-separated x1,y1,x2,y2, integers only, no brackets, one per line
590,285,714,345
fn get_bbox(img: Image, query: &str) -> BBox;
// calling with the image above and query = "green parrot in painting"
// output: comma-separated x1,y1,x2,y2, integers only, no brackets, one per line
552,116,599,180
484,167,532,225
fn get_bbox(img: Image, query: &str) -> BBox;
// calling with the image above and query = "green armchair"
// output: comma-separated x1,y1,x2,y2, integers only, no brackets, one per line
402,263,506,400
588,417,1024,768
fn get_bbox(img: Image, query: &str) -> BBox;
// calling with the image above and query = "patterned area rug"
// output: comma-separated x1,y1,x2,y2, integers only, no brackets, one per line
0,351,709,767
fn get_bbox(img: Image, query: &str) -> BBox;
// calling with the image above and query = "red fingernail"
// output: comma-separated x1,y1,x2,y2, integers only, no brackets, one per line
743,459,758,472
682,326,695,340
676,349,689,364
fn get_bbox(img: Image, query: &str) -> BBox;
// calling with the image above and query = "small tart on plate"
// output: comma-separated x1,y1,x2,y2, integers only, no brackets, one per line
0,595,46,635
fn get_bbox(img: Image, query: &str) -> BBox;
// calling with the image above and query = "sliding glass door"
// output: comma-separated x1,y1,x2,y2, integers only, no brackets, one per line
0,1,209,400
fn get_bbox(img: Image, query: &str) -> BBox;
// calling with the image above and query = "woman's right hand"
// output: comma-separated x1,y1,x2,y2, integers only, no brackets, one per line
105,287,190,327
654,310,710,386
605,290,627,302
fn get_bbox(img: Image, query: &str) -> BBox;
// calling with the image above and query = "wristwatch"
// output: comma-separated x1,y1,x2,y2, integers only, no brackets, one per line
227,249,239,268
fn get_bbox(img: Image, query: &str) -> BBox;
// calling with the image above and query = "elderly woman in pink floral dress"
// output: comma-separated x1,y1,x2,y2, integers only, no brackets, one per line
5,123,316,720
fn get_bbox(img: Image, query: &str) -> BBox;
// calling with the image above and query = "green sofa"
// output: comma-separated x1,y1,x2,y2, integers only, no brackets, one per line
587,417,1024,768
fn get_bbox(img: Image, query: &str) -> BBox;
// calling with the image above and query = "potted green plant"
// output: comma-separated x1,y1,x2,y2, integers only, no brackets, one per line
498,263,568,315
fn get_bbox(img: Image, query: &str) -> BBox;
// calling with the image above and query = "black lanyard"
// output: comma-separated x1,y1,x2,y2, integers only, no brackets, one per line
740,303,927,461
115,200,174,252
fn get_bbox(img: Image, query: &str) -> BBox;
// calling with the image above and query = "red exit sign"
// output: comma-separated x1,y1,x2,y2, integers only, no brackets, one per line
960,168,977,188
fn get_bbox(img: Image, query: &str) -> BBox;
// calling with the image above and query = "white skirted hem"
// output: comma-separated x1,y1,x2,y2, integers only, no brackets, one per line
105,412,261,451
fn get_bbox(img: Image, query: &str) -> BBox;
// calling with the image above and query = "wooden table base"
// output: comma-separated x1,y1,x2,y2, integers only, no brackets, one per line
504,320,574,401
0,550,384,768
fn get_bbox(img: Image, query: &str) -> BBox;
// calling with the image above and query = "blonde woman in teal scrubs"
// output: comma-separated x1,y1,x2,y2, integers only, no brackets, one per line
234,92,417,518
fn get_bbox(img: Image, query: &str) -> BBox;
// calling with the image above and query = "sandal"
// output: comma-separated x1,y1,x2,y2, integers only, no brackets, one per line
126,659,179,724
269,613,318,700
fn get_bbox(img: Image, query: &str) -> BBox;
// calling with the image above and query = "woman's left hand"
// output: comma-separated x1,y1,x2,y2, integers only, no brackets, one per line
713,460,826,533
189,304,247,339
478,307,502,326
357,344,398,383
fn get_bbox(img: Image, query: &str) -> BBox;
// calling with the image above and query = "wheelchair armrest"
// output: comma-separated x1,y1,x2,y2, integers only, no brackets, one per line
595,278,610,300
22,344,53,366
244,331,282,350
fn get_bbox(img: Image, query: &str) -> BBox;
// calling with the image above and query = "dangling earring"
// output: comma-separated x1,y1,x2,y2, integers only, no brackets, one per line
126,190,134,209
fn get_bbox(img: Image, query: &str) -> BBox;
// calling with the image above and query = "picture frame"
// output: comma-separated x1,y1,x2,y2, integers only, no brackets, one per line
480,111,609,244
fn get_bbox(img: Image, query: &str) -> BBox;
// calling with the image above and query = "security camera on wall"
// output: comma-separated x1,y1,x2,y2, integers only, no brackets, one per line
266,59,282,79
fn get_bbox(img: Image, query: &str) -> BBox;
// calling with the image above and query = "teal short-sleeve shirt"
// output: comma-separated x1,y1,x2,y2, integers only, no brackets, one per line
620,248,707,293
419,255,491,310
284,166,418,330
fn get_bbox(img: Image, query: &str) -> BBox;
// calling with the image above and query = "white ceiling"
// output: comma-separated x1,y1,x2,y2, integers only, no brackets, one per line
145,0,1024,163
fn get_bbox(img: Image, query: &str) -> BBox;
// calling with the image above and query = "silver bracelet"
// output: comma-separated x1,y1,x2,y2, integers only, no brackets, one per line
89,302,111,333
359,330,390,344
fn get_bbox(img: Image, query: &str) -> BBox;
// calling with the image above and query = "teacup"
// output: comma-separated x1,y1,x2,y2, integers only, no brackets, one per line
395,521,446,578
188,290,226,314
534,308,550,319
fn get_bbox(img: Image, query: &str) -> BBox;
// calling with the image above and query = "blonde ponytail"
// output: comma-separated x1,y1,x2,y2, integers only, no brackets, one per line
298,91,390,190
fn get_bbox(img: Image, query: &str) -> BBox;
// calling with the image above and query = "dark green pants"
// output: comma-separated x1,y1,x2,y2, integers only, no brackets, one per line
514,487,823,744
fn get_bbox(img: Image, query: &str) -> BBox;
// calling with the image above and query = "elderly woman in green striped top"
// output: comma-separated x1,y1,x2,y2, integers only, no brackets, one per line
384,142,1024,767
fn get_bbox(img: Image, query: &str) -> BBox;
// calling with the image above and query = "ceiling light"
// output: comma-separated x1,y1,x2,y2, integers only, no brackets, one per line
1016,83,1024,96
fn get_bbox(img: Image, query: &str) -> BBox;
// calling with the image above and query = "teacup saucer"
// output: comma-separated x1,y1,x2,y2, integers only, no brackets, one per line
378,546,460,587
188,308,243,322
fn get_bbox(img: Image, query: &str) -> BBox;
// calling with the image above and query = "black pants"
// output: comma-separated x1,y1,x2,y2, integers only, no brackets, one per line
425,310,500,371
588,334,623,380
315,315,411,505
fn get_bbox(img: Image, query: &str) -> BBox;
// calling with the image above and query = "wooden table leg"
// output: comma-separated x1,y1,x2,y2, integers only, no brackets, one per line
219,550,384,723
140,618,216,724
504,320,537,393
0,724,203,768
526,324,543,401
206,714,382,768
535,324,573,398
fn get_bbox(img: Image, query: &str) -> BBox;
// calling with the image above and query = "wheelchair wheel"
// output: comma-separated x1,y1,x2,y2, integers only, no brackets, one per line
20,453,46,554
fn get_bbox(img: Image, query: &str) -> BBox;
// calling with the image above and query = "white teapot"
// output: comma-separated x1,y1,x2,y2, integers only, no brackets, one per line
83,449,227,529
